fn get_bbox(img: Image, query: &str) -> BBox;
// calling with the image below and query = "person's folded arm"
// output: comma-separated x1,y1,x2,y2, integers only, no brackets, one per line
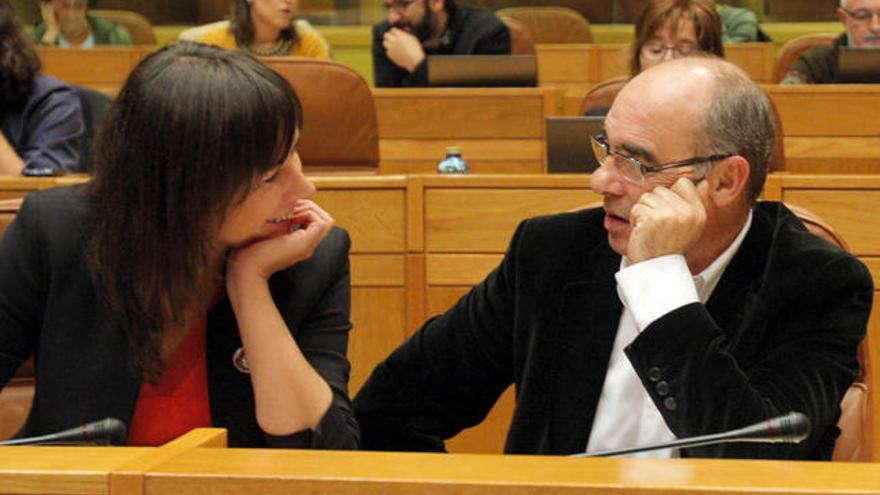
0,194,46,387
624,254,872,459
18,85,84,173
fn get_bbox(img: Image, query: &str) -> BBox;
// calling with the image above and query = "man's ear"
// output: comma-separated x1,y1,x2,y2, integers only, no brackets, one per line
708,156,750,208
837,7,848,27
429,0,445,13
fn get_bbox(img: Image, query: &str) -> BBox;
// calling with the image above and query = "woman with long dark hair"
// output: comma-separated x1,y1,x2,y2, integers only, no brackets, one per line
0,42,357,448
198,0,329,59
0,0,83,174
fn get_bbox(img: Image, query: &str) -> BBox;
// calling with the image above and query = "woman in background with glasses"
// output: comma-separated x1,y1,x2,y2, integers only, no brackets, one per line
631,0,724,76
198,0,330,59
583,0,723,116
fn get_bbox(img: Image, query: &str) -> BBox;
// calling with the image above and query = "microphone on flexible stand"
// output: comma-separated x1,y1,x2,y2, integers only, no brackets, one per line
571,411,811,458
0,418,127,446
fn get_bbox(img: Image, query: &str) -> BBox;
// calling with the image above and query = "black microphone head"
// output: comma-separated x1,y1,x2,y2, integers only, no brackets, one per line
87,418,128,446
769,411,811,443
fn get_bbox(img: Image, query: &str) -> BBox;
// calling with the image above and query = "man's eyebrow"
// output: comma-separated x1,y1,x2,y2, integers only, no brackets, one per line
618,143,656,164
602,124,657,163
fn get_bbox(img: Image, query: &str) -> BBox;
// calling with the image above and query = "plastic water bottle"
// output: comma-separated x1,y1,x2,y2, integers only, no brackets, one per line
437,146,469,174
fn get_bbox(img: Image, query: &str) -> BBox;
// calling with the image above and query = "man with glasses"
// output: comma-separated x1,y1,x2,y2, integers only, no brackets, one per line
355,57,872,459
372,0,510,87
783,0,880,83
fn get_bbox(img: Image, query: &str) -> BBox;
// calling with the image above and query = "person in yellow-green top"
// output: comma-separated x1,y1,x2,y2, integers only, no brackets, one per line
198,0,330,59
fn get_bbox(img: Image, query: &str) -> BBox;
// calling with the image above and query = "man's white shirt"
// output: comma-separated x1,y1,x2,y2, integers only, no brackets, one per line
585,211,753,458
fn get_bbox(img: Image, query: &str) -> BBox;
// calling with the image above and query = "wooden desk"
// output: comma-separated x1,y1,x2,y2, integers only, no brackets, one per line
312,176,410,393
765,85,880,174
3,434,880,495
374,88,555,175
0,428,225,495
36,46,156,96
146,448,880,495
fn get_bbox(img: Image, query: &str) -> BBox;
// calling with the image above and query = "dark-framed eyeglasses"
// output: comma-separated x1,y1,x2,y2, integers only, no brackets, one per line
590,133,733,183
640,41,700,61
384,0,417,14
841,7,880,22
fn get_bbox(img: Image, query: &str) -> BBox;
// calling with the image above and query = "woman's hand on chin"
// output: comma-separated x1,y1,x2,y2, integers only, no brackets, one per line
226,200,334,285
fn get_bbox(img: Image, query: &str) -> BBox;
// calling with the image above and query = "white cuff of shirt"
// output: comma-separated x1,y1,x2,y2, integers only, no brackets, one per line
616,254,699,332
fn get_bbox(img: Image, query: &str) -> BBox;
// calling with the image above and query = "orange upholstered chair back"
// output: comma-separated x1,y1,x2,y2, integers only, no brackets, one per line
499,16,536,55
496,6,593,44
89,9,156,45
773,34,837,83
787,204,872,462
578,76,628,116
0,197,35,440
260,58,379,173
578,77,786,172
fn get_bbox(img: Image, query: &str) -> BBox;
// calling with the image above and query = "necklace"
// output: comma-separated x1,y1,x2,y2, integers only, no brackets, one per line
243,37,294,57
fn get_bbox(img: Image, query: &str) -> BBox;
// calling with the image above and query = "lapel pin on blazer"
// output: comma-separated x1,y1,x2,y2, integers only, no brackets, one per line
232,347,250,374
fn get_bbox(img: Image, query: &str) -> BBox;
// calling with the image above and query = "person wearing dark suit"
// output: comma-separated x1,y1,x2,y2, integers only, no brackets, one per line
354,57,873,459
0,0,83,174
372,0,510,87
0,42,359,449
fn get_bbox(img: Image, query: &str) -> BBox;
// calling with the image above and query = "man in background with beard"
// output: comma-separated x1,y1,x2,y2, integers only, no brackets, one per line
372,0,510,87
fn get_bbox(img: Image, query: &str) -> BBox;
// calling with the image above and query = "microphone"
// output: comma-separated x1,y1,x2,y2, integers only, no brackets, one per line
572,411,811,458
0,418,127,447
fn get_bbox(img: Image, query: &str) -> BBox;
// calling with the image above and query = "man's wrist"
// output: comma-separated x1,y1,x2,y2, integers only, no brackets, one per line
404,53,426,73
616,254,698,331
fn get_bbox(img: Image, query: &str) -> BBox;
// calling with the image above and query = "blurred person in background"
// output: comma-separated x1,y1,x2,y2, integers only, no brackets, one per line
372,0,510,87
198,0,330,59
783,0,880,84
1,0,83,174
33,0,131,47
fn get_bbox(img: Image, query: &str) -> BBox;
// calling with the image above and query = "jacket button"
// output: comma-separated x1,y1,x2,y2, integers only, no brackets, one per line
656,381,670,396
664,397,677,411
647,366,662,382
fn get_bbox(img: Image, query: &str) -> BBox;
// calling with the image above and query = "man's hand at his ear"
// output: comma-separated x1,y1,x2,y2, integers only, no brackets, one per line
626,178,708,264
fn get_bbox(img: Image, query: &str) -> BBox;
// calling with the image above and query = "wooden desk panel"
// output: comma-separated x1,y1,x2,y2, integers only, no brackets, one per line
780,175,880,257
36,46,155,96
0,446,150,495
146,448,880,495
422,175,597,253
724,43,776,84
312,177,409,394
767,85,880,137
766,85,880,173
374,88,554,174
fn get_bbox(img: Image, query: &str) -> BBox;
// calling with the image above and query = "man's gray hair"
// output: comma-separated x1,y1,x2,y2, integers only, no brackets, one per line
698,63,775,203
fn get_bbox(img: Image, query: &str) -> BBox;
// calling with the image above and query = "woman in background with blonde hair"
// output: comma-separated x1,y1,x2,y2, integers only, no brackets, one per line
198,0,330,58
